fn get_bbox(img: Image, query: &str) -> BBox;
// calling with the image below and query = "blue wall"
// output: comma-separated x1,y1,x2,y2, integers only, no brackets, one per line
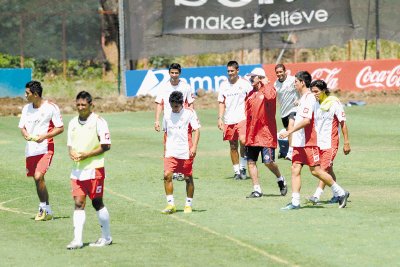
0,68,32,97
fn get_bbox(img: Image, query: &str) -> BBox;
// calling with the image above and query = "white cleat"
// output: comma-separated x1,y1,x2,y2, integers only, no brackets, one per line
89,237,113,247
67,240,83,250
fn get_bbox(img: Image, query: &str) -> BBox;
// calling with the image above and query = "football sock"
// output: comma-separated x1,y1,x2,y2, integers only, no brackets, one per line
166,195,174,206
277,176,285,182
313,187,324,199
185,197,193,207
253,184,262,193
73,210,86,243
331,187,338,197
239,157,247,170
331,182,345,196
39,202,46,210
292,192,301,206
233,164,240,174
46,204,53,214
97,207,111,239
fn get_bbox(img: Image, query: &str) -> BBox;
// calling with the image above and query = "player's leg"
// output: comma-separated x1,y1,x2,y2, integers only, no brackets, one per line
162,158,176,214
184,175,194,213
261,147,287,196
238,120,247,179
246,146,263,198
229,140,241,179
67,179,87,250
90,197,112,247
281,147,303,210
286,113,296,160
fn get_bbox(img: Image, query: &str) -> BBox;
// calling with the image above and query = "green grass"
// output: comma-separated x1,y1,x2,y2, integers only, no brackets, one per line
0,104,399,267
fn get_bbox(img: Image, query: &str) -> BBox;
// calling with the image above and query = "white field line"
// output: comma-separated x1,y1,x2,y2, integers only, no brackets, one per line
0,197,33,215
106,188,298,267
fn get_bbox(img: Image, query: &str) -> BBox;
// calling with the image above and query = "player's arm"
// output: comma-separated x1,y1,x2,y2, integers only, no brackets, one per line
20,127,31,141
340,120,351,155
218,102,225,130
154,102,163,132
35,126,64,143
279,117,310,139
190,128,200,158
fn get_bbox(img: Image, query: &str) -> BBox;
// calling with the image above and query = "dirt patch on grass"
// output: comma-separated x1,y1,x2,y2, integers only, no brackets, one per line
1,90,399,116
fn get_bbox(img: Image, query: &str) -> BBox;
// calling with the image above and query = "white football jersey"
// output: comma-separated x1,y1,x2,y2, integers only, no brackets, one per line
155,79,194,114
274,75,300,118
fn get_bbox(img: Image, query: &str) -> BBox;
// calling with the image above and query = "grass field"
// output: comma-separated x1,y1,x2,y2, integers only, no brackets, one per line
0,104,399,267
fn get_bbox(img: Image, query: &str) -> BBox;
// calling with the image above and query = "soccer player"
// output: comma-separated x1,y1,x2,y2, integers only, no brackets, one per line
18,81,64,221
218,61,252,180
161,91,200,214
307,80,351,204
274,64,299,160
66,91,112,249
279,71,350,210
244,68,287,198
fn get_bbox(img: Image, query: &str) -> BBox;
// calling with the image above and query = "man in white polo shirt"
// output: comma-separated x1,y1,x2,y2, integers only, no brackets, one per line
66,91,112,249
18,80,64,221
218,61,252,180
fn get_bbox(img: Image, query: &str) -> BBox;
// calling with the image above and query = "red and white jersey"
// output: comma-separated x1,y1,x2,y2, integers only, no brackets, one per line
314,101,346,150
245,84,277,148
218,77,252,125
292,92,317,147
18,101,63,157
163,107,200,159
155,79,195,113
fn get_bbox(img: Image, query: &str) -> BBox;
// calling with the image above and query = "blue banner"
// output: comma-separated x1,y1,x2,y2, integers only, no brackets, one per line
0,68,32,97
125,64,261,97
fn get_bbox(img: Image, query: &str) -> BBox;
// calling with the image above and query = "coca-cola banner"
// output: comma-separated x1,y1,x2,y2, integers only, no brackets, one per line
263,59,400,91
163,0,353,34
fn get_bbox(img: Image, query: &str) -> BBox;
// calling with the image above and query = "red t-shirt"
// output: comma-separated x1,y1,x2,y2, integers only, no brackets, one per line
245,83,277,148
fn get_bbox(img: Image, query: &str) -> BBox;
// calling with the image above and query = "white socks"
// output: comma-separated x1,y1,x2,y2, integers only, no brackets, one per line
313,187,324,199
73,210,86,244
166,195,175,206
97,207,111,240
185,197,193,207
292,192,301,206
239,157,247,170
253,184,262,193
331,183,345,196
233,164,240,174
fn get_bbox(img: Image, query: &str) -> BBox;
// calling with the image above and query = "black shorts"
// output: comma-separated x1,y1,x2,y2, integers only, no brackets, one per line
281,112,296,129
245,146,276,163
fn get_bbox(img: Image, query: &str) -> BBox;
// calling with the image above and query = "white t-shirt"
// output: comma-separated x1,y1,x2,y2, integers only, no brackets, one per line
217,77,252,125
155,79,195,114
163,108,201,159
274,75,299,118
314,101,346,150
291,92,317,147
18,101,63,157
67,113,111,181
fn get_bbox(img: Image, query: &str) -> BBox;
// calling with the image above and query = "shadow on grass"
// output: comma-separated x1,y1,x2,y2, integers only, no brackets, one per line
175,209,207,213
30,215,70,221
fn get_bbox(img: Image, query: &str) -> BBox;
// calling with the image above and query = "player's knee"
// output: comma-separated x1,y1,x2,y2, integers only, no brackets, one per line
92,198,104,211
184,175,193,183
164,173,173,182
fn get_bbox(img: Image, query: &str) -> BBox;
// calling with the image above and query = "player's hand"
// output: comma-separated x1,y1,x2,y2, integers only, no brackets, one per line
154,121,160,132
217,118,224,130
35,134,46,143
189,147,197,158
279,131,289,139
70,150,81,162
343,143,351,155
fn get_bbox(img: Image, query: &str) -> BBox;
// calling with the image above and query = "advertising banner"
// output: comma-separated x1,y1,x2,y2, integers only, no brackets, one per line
263,59,400,91
125,64,260,97
0,68,32,97
163,0,353,34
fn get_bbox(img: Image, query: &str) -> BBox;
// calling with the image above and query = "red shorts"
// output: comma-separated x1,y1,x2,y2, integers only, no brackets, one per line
223,120,246,141
70,168,105,200
292,146,320,167
164,157,193,176
26,153,54,177
320,148,338,171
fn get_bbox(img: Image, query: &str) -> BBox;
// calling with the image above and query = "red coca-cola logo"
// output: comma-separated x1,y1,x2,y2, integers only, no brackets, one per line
356,65,400,89
311,68,341,89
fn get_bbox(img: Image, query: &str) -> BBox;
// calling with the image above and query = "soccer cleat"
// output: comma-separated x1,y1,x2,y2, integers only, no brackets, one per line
328,196,341,204
239,168,247,180
161,204,176,214
338,191,350,208
183,206,192,213
307,196,319,205
89,237,113,247
67,240,83,250
35,208,53,221
246,191,263,198
277,180,288,196
281,203,300,210
233,173,242,180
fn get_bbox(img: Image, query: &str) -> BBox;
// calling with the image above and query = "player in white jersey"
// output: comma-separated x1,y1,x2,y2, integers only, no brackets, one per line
18,81,64,221
161,91,200,214
66,91,112,249
307,80,351,205
274,64,300,160
218,61,252,180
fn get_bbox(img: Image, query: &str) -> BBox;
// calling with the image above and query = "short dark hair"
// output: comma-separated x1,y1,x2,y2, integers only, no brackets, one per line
169,63,182,74
169,91,184,105
76,91,92,104
310,79,330,95
25,81,43,97
295,71,312,88
275,63,286,71
227,60,239,69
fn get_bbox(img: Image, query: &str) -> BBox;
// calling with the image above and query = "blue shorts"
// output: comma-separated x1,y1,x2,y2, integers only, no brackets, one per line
245,146,276,163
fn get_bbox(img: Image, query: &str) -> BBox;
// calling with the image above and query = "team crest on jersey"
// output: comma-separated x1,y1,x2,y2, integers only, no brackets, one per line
105,133,110,140
303,108,309,114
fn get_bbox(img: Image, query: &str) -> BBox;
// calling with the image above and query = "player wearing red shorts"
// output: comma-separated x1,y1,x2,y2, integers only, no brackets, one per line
66,91,112,249
18,81,64,221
